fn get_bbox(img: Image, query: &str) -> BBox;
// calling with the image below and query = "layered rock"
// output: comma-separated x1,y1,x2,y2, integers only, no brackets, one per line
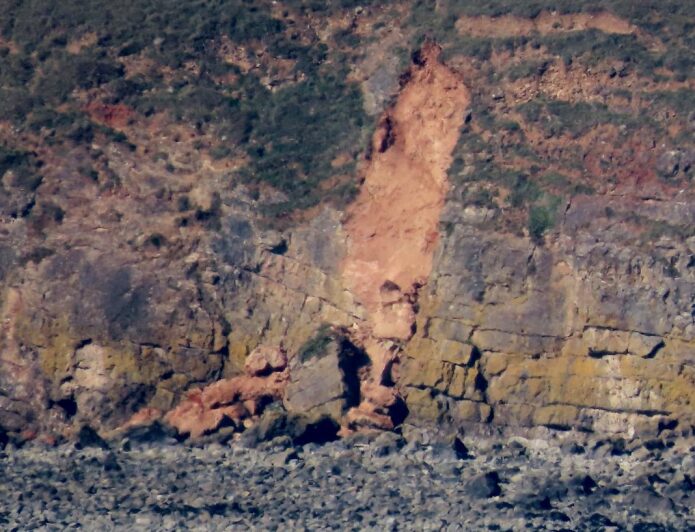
398,192,695,437
0,23,693,443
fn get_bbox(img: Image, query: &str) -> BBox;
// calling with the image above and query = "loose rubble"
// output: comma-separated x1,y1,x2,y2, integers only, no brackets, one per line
1,427,692,531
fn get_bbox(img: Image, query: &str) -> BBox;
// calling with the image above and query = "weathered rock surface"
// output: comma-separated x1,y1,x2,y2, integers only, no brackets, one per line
397,192,695,436
283,332,368,422
0,19,693,444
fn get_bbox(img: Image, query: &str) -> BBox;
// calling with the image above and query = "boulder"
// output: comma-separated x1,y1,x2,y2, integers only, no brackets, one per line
240,404,293,447
466,471,502,499
75,425,109,450
283,334,366,422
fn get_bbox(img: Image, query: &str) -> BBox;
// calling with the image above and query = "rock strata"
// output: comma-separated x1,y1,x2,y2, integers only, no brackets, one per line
0,19,693,443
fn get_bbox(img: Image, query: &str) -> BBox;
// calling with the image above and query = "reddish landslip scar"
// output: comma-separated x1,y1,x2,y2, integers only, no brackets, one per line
342,42,470,341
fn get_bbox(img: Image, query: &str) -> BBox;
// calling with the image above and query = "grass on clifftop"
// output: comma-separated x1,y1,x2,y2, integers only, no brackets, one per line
434,0,693,242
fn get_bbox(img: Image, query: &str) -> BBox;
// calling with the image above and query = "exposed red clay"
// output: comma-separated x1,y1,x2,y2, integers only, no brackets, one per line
162,346,289,440
342,42,470,342
84,102,134,129
338,43,470,434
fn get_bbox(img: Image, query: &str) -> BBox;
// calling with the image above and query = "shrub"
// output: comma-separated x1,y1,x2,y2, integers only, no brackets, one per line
643,89,695,117
226,5,285,42
540,31,657,73
509,174,541,207
443,37,493,62
0,89,36,123
241,67,366,216
0,53,34,86
464,188,496,208
540,172,571,189
0,146,42,191
518,98,638,138
528,204,553,242
33,50,124,104
506,60,549,81
298,324,334,362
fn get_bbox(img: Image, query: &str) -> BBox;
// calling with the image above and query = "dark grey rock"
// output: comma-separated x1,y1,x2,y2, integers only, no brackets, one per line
75,425,109,450
241,404,339,448
466,471,502,499
580,474,598,495
283,334,367,422
120,420,178,446
453,436,473,460
561,441,585,455
240,403,291,448
103,452,121,472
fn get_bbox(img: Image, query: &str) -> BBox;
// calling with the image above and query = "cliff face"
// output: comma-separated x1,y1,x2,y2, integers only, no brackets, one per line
0,2,693,442
403,196,695,436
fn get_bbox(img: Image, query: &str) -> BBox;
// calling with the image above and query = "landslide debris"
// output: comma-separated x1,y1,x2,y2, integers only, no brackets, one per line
342,41,470,341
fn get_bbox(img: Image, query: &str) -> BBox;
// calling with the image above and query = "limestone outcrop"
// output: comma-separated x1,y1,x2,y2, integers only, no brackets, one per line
0,7,693,444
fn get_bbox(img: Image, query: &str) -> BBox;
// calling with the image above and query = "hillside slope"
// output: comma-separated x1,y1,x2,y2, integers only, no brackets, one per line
0,0,693,443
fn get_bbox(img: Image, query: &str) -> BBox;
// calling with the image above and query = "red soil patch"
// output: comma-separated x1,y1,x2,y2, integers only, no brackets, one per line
84,102,134,129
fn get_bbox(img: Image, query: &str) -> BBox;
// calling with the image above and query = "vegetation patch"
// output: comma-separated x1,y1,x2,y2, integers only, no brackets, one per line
298,324,336,363
0,0,691,230
517,99,640,139
0,0,370,222
239,67,366,218
0,146,42,191
528,194,562,242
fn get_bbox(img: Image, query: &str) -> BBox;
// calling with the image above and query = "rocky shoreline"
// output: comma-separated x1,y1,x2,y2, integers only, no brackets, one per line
2,426,693,531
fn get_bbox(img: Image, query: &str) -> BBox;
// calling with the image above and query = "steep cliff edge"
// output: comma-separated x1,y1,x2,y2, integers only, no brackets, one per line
0,1,693,443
